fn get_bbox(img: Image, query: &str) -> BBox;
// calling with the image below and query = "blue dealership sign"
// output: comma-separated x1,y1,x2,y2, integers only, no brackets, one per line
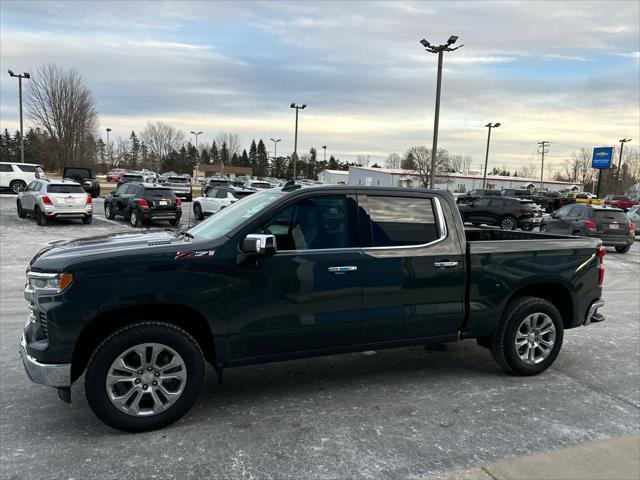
592,147,613,169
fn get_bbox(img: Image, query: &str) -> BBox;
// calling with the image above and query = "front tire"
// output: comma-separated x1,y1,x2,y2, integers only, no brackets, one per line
490,296,564,376
499,215,517,230
105,203,115,220
615,245,631,254
17,200,26,218
84,322,206,432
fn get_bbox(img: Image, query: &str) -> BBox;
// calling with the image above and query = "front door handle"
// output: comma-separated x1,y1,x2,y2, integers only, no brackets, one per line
328,266,358,274
434,261,458,269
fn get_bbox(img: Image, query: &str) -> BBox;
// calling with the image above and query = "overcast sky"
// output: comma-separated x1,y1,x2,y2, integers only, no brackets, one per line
1,0,638,172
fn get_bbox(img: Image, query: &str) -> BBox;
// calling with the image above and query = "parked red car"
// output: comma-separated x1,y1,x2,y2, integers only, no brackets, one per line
604,195,639,211
106,168,126,182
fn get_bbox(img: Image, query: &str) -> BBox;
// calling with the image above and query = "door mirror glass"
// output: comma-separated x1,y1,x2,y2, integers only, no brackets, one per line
242,234,277,255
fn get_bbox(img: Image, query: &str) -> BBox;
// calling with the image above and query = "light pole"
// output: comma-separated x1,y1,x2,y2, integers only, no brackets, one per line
616,138,632,194
482,123,500,188
321,145,327,162
537,141,551,190
290,103,307,179
190,131,203,149
106,128,112,168
419,36,463,189
270,138,281,163
8,70,31,163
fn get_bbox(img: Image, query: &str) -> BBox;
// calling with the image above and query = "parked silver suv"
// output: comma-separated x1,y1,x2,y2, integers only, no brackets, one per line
16,179,93,226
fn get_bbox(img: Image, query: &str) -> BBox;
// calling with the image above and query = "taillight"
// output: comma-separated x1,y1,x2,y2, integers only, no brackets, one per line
41,195,53,205
86,195,92,205
519,208,530,213
631,223,636,233
584,220,596,231
597,246,606,285
137,198,149,208
176,198,182,208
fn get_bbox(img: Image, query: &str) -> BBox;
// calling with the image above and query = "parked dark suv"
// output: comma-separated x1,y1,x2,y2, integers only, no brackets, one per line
458,196,541,230
104,182,182,227
456,188,501,205
63,167,100,198
540,204,635,253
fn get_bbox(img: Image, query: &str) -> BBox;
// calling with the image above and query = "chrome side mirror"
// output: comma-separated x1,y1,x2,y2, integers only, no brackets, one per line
242,234,277,255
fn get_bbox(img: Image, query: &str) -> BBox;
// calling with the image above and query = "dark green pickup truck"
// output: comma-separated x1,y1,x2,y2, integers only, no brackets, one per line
20,186,606,431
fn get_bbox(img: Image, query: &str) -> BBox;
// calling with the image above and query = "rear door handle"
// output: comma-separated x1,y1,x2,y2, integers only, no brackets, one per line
328,266,358,274
434,261,458,269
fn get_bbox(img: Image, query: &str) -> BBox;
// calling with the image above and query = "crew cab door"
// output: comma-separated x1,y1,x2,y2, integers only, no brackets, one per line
358,193,465,341
227,193,363,358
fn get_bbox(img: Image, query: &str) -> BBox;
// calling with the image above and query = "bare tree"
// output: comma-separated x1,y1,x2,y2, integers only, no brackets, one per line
215,132,241,156
449,154,473,174
140,121,185,170
405,146,450,187
25,64,99,170
518,163,539,179
385,153,402,169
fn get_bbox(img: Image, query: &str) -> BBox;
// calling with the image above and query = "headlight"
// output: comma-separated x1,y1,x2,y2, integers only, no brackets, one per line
26,271,73,294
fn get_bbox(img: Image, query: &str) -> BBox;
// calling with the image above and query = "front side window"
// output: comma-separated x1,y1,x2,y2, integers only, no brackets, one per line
256,195,349,251
555,205,573,217
216,189,228,199
0,163,13,172
365,196,438,247
489,199,505,208
26,181,38,191
568,206,583,217
206,188,218,198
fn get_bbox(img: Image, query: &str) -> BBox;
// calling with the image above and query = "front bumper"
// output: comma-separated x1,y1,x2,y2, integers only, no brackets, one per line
19,334,71,388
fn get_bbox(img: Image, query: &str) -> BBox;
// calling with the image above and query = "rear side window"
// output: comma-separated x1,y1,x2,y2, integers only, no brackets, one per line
489,199,505,208
232,191,253,199
365,196,438,247
144,188,175,199
593,210,629,222
47,184,86,194
15,164,43,173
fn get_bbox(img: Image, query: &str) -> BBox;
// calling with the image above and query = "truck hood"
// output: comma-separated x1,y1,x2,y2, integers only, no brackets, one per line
29,231,195,271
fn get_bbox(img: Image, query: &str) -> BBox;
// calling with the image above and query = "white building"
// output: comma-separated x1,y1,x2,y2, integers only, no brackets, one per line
317,169,348,184
347,166,581,193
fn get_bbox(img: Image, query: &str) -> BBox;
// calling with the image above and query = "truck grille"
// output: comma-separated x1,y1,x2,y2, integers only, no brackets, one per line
39,311,49,338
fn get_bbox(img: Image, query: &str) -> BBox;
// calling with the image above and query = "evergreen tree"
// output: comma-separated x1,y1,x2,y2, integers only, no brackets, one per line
187,143,199,169
200,148,210,164
240,149,250,167
256,140,269,176
230,152,240,166
129,131,141,170
308,147,317,178
328,155,339,170
401,152,417,170
271,156,287,178
220,142,230,166
210,141,219,165
249,140,258,175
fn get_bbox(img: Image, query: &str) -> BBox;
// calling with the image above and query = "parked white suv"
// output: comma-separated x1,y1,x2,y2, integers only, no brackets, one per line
0,162,45,193
17,179,93,226
192,186,254,220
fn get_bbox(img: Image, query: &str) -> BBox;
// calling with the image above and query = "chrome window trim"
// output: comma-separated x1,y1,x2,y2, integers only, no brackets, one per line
274,195,448,255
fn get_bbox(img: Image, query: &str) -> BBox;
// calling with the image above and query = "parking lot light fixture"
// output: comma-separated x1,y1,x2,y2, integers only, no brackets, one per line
190,131,203,149
105,128,112,167
419,36,463,189
8,69,31,163
482,123,500,189
321,145,327,162
290,103,307,179
270,138,281,162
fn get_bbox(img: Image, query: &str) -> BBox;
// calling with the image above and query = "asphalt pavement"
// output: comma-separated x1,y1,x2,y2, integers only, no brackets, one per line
1,193,639,480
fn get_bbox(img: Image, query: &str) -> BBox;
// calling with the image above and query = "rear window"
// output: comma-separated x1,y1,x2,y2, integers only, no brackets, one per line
366,196,439,247
144,188,175,199
16,165,43,173
65,168,92,179
593,210,629,222
232,191,254,199
251,182,272,189
610,196,630,201
168,177,189,184
47,184,86,194
123,175,143,181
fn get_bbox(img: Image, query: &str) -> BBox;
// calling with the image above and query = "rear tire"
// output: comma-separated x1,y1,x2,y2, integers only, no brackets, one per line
130,209,142,227
35,207,49,226
169,218,179,226
84,322,206,432
499,215,517,230
540,224,548,232
82,215,93,225
17,200,26,218
615,245,630,254
193,203,204,220
490,296,564,376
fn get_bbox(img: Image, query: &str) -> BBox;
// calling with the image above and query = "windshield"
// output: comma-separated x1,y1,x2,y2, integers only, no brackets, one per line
188,191,284,240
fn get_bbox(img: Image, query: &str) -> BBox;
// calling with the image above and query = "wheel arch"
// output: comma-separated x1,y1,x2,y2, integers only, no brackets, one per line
506,282,574,330
71,303,217,382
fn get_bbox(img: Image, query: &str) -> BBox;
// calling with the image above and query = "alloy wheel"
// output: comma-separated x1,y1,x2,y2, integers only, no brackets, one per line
514,313,556,365
501,217,516,230
106,343,187,417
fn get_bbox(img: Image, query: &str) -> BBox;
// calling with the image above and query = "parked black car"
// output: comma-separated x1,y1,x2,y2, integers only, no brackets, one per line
63,167,100,198
533,191,566,212
458,196,541,230
104,182,182,227
540,204,635,253
456,188,501,204
117,173,144,186
202,176,230,195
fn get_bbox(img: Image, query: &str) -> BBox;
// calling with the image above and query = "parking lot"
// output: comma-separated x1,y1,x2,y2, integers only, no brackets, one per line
0,192,638,479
